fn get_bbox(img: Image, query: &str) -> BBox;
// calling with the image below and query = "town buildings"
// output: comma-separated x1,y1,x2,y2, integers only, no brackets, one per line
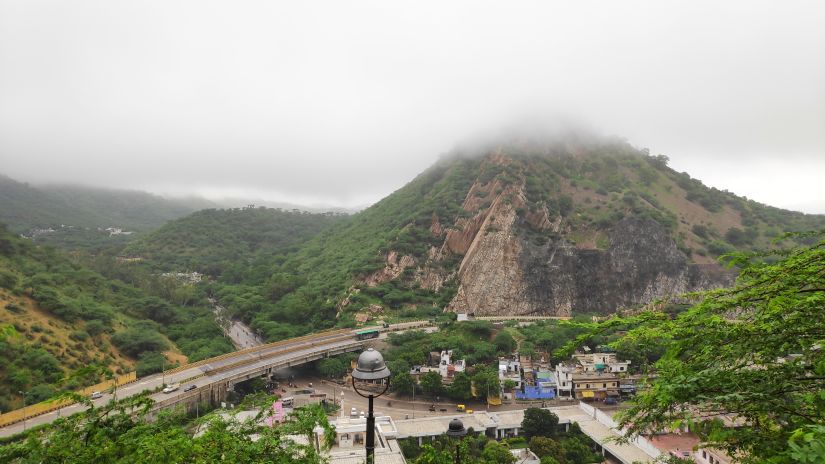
409,350,466,383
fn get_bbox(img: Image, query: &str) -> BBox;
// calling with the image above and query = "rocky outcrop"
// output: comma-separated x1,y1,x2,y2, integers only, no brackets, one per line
363,251,415,287
525,206,553,230
362,151,736,317
447,216,734,316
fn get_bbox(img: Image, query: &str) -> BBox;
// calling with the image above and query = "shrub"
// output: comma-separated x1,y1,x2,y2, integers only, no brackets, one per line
0,269,19,290
136,351,166,377
111,323,168,358
692,224,709,239
69,330,90,342
85,320,109,337
4,302,23,314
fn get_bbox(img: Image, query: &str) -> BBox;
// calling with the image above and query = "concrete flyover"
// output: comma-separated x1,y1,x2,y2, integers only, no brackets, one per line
470,315,572,321
0,321,432,438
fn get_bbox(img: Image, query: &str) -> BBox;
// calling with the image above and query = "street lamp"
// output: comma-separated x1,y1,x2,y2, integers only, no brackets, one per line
446,418,467,464
17,391,27,432
351,348,391,464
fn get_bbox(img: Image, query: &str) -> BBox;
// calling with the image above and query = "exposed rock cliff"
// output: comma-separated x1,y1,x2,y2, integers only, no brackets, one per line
436,152,736,315
247,134,821,326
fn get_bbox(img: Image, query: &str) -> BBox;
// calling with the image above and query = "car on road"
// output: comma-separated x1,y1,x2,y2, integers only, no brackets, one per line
162,384,180,394
90,391,103,399
183,385,197,392
350,407,358,418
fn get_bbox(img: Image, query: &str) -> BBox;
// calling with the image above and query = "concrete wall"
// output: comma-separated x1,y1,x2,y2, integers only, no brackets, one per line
578,402,661,459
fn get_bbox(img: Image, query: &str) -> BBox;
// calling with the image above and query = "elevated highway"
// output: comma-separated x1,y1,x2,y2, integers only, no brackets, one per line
0,320,432,437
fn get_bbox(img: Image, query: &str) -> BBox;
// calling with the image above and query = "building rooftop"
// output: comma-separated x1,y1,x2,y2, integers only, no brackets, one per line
394,412,497,437
572,372,619,381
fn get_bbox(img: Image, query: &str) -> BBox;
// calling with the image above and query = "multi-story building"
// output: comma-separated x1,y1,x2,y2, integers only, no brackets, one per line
571,372,619,401
498,356,523,391
573,352,631,374
555,363,576,399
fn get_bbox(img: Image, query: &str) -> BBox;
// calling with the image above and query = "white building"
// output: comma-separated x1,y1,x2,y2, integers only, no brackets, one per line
438,350,465,379
498,356,523,390
573,352,631,374
555,363,576,398
325,416,407,463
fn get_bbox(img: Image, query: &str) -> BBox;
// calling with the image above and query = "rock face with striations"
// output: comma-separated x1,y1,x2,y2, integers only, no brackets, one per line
447,215,732,316
345,139,795,319
433,151,736,315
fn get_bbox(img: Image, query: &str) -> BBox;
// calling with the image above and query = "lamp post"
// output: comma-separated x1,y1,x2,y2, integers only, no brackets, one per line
351,348,391,464
446,418,467,464
17,391,27,432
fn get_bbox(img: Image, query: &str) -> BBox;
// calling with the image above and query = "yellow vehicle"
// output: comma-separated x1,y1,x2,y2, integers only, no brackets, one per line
456,404,466,412
466,409,473,414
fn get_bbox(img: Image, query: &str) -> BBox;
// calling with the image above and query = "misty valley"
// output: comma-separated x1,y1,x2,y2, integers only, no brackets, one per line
1,134,823,463
1,1,824,462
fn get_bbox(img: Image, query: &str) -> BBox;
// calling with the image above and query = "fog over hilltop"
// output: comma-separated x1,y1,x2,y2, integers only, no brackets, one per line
0,1,823,213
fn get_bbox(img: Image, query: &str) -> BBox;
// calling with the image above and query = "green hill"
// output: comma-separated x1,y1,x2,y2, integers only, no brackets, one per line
0,174,215,249
201,133,825,340
123,207,348,276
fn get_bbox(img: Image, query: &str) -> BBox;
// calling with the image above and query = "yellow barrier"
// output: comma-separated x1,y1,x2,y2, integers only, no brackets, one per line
0,372,138,428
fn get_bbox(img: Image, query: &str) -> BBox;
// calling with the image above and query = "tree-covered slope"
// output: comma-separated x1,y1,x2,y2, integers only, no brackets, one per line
123,207,348,276
0,174,215,249
210,133,825,339
0,223,231,410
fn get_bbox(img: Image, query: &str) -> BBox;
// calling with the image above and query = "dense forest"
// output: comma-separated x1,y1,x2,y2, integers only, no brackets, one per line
123,206,347,276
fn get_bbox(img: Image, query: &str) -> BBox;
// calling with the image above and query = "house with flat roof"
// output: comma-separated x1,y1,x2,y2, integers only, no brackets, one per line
438,350,466,379
572,372,620,401
498,356,523,392
573,352,631,374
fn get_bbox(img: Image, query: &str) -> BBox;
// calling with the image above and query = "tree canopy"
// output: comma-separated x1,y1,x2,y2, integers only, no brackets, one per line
521,408,559,440
0,395,334,464
615,232,825,462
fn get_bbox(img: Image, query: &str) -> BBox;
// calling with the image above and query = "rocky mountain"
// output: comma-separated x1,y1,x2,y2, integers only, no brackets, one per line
225,132,824,332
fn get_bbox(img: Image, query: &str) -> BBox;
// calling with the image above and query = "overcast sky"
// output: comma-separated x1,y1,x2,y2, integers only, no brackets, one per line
1,1,823,212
